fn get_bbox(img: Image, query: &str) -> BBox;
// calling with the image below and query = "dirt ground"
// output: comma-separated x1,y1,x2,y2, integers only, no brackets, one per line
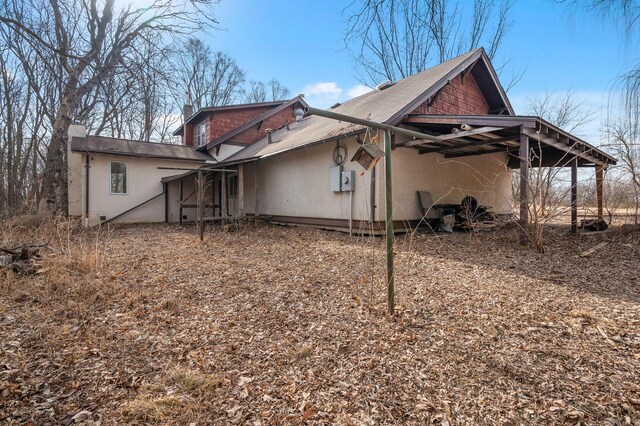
1,221,639,425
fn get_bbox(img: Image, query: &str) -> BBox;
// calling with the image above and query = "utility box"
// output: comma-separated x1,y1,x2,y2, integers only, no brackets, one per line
341,170,355,192
330,165,342,192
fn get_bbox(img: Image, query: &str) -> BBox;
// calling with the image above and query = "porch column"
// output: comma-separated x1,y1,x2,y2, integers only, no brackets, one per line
596,164,604,220
238,164,245,220
519,131,529,245
571,157,578,234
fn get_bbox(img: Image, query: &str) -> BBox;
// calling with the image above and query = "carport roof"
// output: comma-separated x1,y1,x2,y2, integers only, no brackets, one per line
401,115,617,167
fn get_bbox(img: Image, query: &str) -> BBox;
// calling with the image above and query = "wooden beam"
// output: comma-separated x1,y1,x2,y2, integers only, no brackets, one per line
438,126,505,141
596,164,604,220
427,81,449,108
519,131,529,245
403,115,537,128
522,128,604,166
419,136,517,154
571,158,578,234
238,164,245,219
221,171,227,226
197,171,204,241
442,148,507,158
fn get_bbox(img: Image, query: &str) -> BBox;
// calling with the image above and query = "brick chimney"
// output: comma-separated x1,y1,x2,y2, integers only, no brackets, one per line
182,93,194,146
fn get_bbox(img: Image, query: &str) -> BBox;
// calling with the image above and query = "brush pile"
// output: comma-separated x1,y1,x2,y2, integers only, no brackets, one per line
0,243,46,275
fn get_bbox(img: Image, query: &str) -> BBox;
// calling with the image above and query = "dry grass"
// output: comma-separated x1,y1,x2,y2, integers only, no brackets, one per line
1,221,639,425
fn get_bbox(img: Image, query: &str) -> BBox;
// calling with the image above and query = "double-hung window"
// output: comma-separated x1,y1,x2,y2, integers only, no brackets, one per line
197,121,207,147
110,161,128,194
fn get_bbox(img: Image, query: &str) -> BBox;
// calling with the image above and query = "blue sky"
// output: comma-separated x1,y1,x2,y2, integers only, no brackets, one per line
208,0,636,140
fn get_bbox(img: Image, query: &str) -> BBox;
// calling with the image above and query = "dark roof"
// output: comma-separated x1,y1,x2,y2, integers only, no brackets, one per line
198,96,308,152
172,100,286,136
70,135,212,162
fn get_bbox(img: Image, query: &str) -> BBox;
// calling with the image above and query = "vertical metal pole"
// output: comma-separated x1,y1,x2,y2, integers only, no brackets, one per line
519,131,529,245
596,164,604,221
571,158,578,234
384,130,395,316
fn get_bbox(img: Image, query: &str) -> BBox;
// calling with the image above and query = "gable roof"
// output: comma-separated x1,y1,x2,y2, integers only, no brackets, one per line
71,135,212,162
172,100,286,136
197,96,308,152
220,48,511,165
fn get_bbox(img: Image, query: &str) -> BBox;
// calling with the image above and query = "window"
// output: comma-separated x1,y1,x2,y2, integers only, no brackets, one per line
228,174,239,198
197,121,207,147
110,161,127,194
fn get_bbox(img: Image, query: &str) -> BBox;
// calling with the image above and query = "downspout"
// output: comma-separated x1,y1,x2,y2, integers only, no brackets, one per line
85,152,90,226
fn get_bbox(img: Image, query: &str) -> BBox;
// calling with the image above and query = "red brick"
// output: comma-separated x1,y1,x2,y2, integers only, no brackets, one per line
413,73,489,115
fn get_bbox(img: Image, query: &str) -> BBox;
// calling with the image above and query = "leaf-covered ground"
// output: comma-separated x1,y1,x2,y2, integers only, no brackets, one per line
1,223,639,425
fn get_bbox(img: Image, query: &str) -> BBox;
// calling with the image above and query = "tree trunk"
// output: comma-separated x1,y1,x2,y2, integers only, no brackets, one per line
39,98,72,214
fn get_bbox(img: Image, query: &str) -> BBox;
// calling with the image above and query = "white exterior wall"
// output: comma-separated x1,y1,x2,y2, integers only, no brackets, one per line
243,137,377,223
89,155,205,223
384,135,514,222
68,143,207,224
67,125,87,217
242,134,513,228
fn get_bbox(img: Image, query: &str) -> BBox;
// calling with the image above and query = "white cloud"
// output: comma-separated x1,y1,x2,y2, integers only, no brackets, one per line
300,82,373,108
301,82,343,108
303,81,343,97
347,84,371,98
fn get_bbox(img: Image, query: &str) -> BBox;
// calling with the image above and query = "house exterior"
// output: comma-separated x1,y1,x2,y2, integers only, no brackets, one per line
68,48,616,233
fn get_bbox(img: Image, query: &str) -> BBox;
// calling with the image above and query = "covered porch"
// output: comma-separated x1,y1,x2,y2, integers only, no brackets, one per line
398,114,618,244
160,165,241,226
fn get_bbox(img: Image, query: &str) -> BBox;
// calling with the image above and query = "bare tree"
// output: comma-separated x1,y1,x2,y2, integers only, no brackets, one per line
245,81,267,103
173,42,245,110
344,0,514,86
0,0,217,214
559,0,640,222
207,51,245,106
245,79,290,103
603,116,640,222
0,43,47,216
267,79,290,101
523,91,595,215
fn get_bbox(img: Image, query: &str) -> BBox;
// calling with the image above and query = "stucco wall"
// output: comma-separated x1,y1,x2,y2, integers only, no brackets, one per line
243,133,513,227
384,141,514,222
243,137,377,223
68,144,207,224
67,125,87,217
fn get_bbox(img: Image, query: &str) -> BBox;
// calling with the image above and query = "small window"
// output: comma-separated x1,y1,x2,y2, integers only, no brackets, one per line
110,161,127,194
228,174,239,198
197,121,207,147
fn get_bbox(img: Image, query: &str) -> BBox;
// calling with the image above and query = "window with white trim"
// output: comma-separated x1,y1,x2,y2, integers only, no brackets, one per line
197,121,207,147
110,161,128,194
